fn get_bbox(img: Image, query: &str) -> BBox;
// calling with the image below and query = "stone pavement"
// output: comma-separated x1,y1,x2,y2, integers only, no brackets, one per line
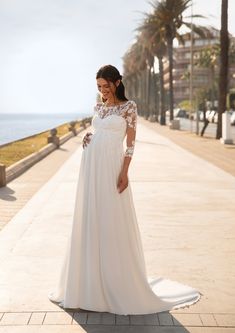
0,130,85,231
140,117,235,177
0,117,235,332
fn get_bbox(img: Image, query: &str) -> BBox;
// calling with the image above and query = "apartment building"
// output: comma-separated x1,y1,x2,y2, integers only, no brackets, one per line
163,28,235,106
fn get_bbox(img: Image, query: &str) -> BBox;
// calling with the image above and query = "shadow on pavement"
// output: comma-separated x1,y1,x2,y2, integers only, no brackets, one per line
68,309,190,332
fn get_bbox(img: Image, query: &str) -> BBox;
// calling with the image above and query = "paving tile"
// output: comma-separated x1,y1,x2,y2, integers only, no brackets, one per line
28,312,46,325
101,312,115,325
214,314,235,327
172,313,202,326
141,117,235,177
158,312,174,326
116,314,130,325
0,326,87,332
86,312,102,324
187,328,235,333
0,327,41,333
0,312,31,325
72,312,87,325
0,326,228,333
129,314,145,325
43,311,73,325
144,313,159,325
199,314,218,326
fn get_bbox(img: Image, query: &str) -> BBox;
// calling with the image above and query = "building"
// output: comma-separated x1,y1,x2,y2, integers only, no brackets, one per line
163,28,235,107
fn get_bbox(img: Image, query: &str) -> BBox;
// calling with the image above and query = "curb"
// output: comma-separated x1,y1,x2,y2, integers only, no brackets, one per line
0,128,85,187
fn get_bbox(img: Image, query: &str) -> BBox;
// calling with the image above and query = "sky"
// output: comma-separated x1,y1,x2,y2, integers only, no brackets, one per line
0,0,235,115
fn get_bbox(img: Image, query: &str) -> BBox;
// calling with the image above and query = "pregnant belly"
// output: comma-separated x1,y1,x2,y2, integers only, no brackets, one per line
82,132,124,194
89,131,124,155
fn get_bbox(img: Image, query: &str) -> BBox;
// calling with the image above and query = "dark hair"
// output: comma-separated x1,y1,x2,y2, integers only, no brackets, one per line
96,64,128,102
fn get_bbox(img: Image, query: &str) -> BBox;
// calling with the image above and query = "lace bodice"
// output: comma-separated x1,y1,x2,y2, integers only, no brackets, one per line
94,100,137,130
94,100,137,158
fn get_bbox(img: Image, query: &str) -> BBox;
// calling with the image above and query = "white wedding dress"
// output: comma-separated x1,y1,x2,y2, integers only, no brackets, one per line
48,100,201,315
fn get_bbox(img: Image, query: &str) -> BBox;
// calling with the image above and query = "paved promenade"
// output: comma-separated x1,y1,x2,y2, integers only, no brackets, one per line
0,117,235,332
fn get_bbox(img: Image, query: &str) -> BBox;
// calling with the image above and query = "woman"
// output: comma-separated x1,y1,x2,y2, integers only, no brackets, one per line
48,64,201,315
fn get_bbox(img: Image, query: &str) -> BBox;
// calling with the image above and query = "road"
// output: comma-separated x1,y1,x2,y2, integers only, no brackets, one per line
167,116,235,140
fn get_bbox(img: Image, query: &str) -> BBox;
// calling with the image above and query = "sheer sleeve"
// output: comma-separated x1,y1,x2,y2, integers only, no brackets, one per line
93,102,102,115
124,101,137,158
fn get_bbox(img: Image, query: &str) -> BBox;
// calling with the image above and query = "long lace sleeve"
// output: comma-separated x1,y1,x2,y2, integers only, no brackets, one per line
124,101,137,158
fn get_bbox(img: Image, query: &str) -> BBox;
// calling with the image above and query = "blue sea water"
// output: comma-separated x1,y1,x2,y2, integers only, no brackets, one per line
0,112,92,146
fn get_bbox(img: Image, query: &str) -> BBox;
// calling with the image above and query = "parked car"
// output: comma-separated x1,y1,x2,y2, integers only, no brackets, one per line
192,110,204,121
205,110,211,120
213,112,218,123
165,108,189,118
230,111,235,125
178,109,189,118
174,109,189,118
166,109,180,116
199,111,205,121
207,110,217,123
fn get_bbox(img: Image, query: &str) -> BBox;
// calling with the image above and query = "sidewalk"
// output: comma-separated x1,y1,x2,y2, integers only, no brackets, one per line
0,130,85,231
0,117,235,332
139,117,235,177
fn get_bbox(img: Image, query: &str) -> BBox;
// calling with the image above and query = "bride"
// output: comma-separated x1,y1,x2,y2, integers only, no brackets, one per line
48,64,201,315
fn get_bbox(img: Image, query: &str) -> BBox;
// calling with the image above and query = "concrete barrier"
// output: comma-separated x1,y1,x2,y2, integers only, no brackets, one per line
220,111,234,144
169,119,180,130
0,127,86,187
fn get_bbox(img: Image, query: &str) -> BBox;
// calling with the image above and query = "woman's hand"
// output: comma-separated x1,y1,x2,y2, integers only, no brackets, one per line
117,171,128,193
82,132,93,149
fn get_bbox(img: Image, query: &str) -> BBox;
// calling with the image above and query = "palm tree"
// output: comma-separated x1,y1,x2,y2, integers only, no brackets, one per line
138,32,155,120
216,0,229,139
122,36,152,117
195,44,220,109
122,44,142,111
137,14,167,124
195,34,235,137
149,0,205,121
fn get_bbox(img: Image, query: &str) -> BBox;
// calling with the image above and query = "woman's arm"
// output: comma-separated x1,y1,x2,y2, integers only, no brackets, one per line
82,104,98,149
117,101,137,193
82,132,93,148
121,126,136,174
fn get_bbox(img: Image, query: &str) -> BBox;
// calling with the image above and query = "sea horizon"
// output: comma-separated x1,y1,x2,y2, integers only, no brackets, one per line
0,111,92,146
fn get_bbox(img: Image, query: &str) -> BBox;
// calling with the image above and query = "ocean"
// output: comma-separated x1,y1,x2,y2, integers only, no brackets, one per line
0,112,92,146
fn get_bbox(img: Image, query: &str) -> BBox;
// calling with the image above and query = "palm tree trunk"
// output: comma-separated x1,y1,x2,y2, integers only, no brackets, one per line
216,0,229,139
149,69,154,120
143,69,148,119
210,66,215,108
153,72,159,122
139,72,144,116
167,36,174,121
146,66,151,119
159,56,166,125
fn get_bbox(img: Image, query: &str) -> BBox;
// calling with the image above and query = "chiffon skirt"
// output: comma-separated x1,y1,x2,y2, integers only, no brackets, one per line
48,115,201,315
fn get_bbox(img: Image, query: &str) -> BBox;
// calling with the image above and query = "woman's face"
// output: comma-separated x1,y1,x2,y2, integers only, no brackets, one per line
96,78,120,100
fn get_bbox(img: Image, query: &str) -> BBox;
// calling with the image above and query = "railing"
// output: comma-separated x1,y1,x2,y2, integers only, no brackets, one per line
0,117,92,187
